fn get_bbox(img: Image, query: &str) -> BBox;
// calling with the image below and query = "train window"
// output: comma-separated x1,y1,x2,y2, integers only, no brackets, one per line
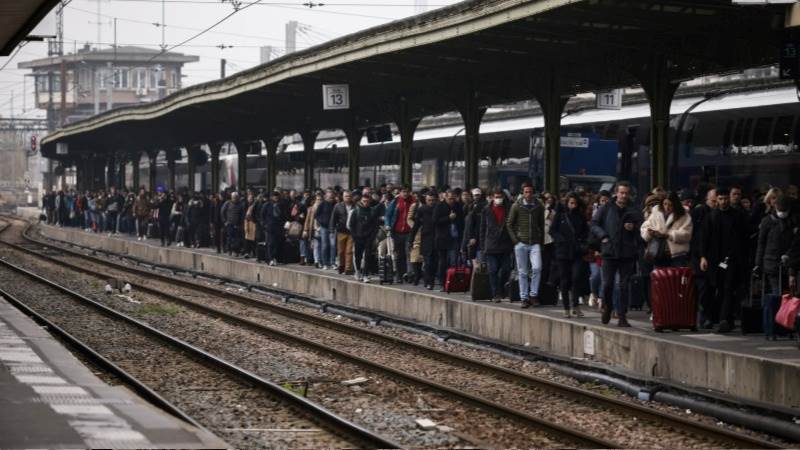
752,117,773,147
732,119,745,148
721,120,734,149
772,116,794,146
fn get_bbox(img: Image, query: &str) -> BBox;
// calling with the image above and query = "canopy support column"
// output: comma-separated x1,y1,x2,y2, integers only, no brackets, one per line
638,54,679,191
300,130,319,190
346,128,364,190
395,99,420,189
457,90,487,189
264,138,280,193
131,152,140,191
534,72,569,195
235,142,249,192
166,148,179,192
147,150,158,193
209,143,222,194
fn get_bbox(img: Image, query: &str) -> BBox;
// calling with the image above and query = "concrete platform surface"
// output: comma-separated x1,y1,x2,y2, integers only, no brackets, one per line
0,296,227,449
34,223,800,411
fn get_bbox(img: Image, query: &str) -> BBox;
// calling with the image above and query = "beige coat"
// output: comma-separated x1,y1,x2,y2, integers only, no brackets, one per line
407,202,423,263
304,201,319,239
244,204,257,241
640,205,693,258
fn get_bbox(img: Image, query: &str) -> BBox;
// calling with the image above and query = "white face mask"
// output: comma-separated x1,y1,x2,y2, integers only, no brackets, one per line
493,198,503,206
777,211,788,219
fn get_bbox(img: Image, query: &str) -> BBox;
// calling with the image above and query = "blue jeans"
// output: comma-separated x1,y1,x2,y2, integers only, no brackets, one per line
514,243,542,300
312,235,321,265
319,227,333,266
590,262,602,296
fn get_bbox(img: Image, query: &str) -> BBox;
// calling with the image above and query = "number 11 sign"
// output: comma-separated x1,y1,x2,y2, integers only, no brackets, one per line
323,84,350,110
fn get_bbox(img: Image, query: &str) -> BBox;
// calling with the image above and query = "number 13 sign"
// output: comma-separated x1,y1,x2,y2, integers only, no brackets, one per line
323,84,350,110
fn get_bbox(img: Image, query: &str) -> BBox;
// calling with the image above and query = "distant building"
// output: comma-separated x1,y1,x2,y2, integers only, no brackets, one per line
18,45,199,124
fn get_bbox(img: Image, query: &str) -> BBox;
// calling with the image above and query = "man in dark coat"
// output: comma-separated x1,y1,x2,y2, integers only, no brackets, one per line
348,191,381,282
691,188,716,328
590,181,642,327
221,191,245,256
754,195,796,298
433,190,465,291
260,190,286,265
479,190,512,301
699,187,749,333
412,193,438,290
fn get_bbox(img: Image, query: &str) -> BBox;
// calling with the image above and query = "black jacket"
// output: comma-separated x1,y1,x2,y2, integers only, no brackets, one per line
756,213,797,275
700,207,748,278
331,202,353,234
462,200,486,255
432,201,464,251
479,202,512,255
550,206,590,260
260,201,285,232
411,203,436,256
348,203,380,242
590,201,642,260
315,200,335,228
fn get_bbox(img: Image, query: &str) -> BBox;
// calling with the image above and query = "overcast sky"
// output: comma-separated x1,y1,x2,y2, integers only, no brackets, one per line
0,0,462,119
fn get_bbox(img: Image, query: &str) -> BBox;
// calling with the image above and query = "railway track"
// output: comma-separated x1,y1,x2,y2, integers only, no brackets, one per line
1,217,786,448
0,221,399,450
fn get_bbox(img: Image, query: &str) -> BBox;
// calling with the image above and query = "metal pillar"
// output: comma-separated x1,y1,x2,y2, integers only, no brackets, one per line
395,100,420,188
166,149,179,192
534,74,569,195
186,146,201,192
263,138,280,193
131,152,140,191
300,130,319,189
639,55,679,190
116,157,126,189
457,91,487,189
235,142,248,192
147,150,158,193
105,154,116,189
345,129,364,190
209,143,222,194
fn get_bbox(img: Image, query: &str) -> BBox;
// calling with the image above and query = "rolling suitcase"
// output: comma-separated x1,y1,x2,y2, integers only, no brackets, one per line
470,263,492,301
256,242,267,262
763,265,792,340
444,265,471,293
651,267,696,332
278,239,301,264
740,272,764,334
378,255,394,285
505,271,520,302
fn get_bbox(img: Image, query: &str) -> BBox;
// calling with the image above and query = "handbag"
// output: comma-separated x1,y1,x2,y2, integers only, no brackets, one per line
644,217,675,264
775,294,800,331
562,212,591,260
287,221,303,239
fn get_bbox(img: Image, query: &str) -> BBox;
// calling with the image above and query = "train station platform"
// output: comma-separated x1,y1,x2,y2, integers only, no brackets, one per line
28,219,800,412
0,289,226,448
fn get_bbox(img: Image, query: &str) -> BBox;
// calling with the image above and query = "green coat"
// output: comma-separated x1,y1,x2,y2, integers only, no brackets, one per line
507,197,545,246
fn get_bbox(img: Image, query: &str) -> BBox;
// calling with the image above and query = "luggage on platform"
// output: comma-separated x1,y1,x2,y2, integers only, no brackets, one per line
538,281,558,305
628,268,647,311
445,265,471,293
278,239,301,264
378,255,394,285
505,270,520,302
776,294,800,333
763,264,793,339
146,222,157,239
740,272,764,334
651,267,696,332
470,263,492,301
256,242,267,262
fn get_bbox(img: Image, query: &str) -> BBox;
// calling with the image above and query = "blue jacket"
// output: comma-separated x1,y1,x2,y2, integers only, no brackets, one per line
590,200,642,260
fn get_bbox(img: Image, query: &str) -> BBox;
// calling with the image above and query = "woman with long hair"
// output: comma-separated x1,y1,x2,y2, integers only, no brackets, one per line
641,191,693,267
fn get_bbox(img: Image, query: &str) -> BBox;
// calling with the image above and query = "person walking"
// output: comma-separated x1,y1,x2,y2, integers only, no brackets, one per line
412,192,438,290
641,191,693,268
133,190,151,240
590,181,643,327
699,187,749,333
507,182,546,308
479,190,512,302
754,195,796,300
433,190,464,291
550,192,591,317
260,190,286,265
349,190,381,282
385,186,415,283
155,191,174,247
331,190,355,274
221,192,245,257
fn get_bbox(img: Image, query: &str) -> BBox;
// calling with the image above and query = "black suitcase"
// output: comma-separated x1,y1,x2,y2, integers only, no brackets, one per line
256,242,267,262
628,272,646,310
146,222,157,239
378,255,394,285
538,281,558,305
278,239,301,264
505,270,520,302
470,263,492,301
741,272,764,334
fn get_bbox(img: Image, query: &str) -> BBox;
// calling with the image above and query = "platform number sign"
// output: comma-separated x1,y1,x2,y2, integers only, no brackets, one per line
780,41,799,80
596,88,623,110
322,84,350,110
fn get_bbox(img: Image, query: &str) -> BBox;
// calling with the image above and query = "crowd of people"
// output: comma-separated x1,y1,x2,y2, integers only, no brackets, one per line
41,180,800,331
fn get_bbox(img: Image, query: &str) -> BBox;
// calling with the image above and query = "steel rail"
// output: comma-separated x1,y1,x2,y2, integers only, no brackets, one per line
0,219,618,448
6,218,784,448
0,238,402,450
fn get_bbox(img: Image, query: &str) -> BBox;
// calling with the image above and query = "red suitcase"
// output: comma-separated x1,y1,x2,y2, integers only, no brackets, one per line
651,267,696,332
445,266,471,293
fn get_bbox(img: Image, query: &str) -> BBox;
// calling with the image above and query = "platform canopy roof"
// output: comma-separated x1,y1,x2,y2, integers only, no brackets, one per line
41,0,790,159
0,0,61,56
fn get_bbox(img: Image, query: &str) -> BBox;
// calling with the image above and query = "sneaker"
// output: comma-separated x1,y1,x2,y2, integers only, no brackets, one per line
520,300,531,309
563,310,571,318
531,297,540,307
716,321,733,333
493,295,501,303
362,276,370,283
354,271,362,281
617,316,631,327
269,260,277,267
572,306,585,318
588,294,598,308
